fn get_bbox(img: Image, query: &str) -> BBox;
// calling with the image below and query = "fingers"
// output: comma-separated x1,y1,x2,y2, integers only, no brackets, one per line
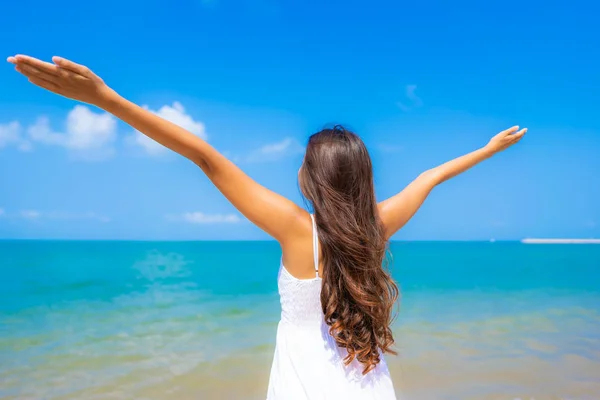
504,128,527,149
52,56,89,76
13,54,60,77
27,76,60,93
514,128,527,138
8,54,89,81
15,63,59,84
512,128,527,142
502,126,520,135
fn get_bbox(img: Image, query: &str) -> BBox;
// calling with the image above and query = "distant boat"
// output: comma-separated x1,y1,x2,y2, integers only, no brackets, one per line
521,238,600,244
490,238,496,243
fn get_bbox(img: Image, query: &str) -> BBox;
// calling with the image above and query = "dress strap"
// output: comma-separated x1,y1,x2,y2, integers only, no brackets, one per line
310,214,319,278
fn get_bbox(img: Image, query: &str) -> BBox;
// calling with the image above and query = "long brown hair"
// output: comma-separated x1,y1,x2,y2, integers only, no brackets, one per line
299,125,399,374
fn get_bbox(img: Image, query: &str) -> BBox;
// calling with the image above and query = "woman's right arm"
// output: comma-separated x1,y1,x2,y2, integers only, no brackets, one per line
8,55,307,243
378,126,527,238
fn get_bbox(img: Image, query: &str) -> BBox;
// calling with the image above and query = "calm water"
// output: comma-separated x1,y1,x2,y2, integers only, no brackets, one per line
0,241,599,399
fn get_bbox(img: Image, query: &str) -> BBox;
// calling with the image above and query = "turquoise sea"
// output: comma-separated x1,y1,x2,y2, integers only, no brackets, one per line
1,241,599,399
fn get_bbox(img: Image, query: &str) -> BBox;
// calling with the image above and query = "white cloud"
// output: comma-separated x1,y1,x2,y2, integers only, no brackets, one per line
131,102,206,156
20,210,41,219
166,212,241,224
45,211,111,223
0,121,31,151
18,141,33,152
397,84,423,112
14,210,110,222
28,117,67,146
65,106,117,150
245,137,304,163
260,138,297,154
0,121,21,147
27,105,117,160
585,220,597,228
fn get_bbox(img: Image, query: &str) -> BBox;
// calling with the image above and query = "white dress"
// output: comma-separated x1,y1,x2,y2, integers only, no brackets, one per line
266,215,397,399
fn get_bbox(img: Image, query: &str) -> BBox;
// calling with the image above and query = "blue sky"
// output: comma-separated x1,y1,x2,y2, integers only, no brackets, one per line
0,0,598,240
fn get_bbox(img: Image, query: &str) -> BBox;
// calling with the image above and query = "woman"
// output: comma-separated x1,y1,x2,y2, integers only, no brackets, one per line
7,55,526,399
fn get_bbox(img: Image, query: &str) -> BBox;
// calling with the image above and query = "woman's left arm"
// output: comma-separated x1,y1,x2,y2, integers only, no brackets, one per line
378,126,527,238
8,55,306,243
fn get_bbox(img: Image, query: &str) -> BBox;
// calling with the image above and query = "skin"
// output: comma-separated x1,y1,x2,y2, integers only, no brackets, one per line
7,55,527,279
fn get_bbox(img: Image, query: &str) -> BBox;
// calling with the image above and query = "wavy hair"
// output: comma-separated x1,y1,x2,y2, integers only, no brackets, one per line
299,125,399,374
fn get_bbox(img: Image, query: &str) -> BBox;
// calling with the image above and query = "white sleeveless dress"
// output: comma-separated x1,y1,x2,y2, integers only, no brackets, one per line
266,215,397,399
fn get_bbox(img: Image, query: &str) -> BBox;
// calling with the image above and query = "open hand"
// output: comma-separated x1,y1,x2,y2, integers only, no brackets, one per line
486,126,527,154
7,55,115,107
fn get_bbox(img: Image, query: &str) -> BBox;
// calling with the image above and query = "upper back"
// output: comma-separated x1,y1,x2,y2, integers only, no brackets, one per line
278,213,324,326
280,212,323,280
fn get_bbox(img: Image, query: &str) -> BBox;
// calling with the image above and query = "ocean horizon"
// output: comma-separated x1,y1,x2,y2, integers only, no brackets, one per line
1,240,599,399
2,238,599,243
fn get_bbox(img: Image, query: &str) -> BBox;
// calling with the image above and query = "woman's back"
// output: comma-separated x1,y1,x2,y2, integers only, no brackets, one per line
267,214,397,399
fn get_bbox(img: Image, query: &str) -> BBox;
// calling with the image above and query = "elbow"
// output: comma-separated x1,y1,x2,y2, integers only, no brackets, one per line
420,169,443,187
191,155,212,174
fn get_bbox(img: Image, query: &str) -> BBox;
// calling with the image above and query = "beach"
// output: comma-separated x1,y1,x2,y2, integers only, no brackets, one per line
1,241,599,399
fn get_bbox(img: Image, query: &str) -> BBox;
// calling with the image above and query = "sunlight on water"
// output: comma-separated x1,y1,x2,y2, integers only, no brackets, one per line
0,241,599,399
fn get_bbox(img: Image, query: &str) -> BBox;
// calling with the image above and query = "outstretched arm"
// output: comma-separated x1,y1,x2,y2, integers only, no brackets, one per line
8,55,305,243
378,126,527,238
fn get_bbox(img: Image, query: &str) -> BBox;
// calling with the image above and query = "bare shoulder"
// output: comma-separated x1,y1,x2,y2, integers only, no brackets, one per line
280,209,320,279
279,207,312,242
376,202,394,239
